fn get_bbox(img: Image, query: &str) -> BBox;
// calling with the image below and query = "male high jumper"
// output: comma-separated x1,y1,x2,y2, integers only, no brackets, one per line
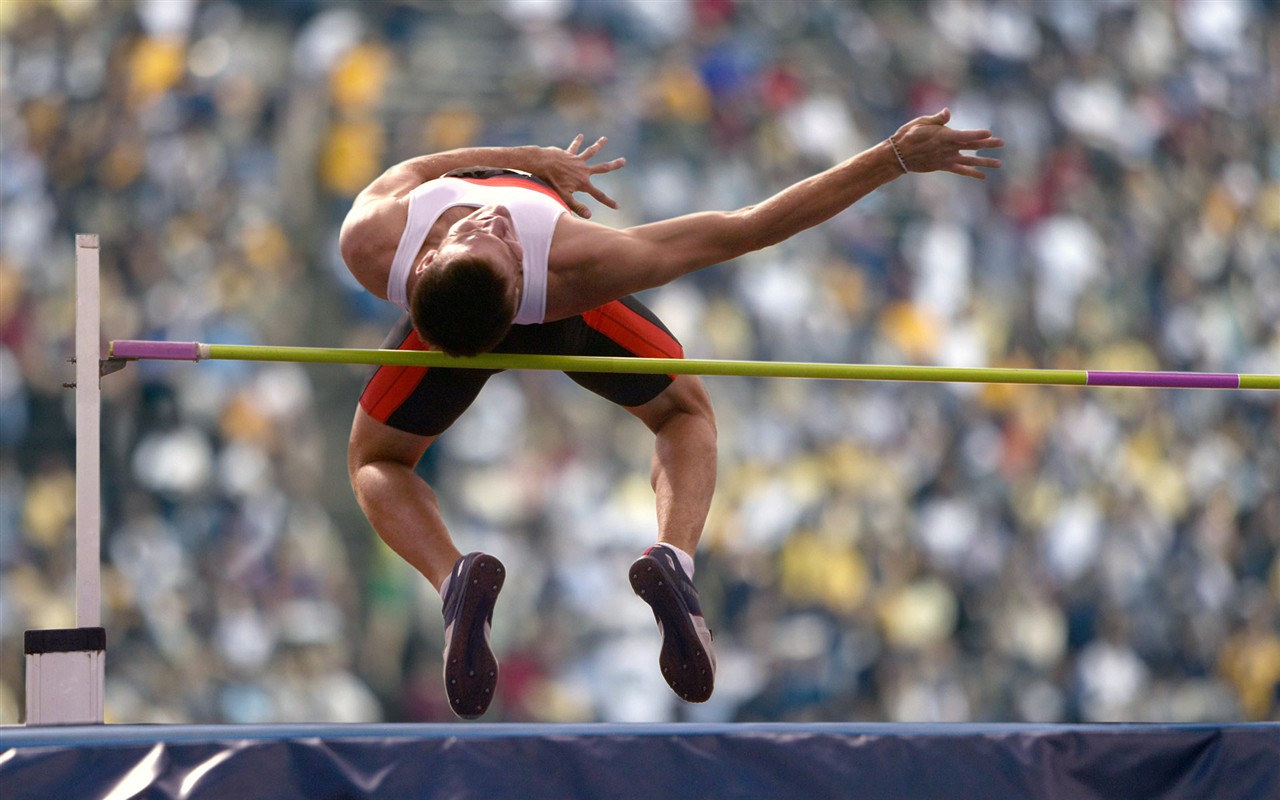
339,109,1001,718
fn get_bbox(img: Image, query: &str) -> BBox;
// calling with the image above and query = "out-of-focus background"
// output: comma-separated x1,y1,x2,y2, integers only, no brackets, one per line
2,0,1277,725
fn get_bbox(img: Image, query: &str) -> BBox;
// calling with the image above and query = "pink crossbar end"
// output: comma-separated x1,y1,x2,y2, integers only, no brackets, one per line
110,340,201,361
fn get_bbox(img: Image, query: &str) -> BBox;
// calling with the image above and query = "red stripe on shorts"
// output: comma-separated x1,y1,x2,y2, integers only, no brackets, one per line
360,329,431,423
582,300,684,363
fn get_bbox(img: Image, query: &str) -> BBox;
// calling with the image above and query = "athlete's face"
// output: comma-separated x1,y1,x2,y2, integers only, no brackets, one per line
419,204,524,309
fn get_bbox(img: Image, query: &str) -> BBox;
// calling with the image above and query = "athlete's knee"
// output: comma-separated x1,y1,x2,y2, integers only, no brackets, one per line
347,413,378,480
676,375,716,426
639,375,716,438
347,407,432,485
346,436,372,486
347,432,381,497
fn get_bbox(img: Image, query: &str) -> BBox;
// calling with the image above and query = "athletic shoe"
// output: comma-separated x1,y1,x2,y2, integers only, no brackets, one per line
441,552,505,719
629,544,716,702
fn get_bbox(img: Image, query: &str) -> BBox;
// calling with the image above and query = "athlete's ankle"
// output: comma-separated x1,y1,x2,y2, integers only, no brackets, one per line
653,542,696,579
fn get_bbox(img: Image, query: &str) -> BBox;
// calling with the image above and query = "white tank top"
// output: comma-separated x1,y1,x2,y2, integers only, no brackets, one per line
386,174,566,325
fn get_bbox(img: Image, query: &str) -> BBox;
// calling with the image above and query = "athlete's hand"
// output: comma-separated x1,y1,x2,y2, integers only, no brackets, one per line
890,109,1003,180
540,134,626,218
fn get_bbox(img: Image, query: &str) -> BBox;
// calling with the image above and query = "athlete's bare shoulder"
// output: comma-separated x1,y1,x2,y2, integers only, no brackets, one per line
339,194,410,298
544,214,643,319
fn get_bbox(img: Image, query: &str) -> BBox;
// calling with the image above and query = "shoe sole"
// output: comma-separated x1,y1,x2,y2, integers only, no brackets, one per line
629,555,714,703
443,554,505,719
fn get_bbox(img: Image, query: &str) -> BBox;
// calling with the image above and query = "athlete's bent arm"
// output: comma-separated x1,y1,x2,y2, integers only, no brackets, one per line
547,110,1001,317
347,135,624,213
340,136,625,293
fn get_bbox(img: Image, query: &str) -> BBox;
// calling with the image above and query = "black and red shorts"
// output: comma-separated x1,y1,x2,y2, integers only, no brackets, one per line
359,296,683,437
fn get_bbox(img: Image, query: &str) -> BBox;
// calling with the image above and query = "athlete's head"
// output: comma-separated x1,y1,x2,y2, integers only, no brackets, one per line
409,205,523,357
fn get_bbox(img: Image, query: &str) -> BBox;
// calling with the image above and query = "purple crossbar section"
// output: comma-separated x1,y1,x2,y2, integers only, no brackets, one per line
1087,371,1240,389
110,340,200,361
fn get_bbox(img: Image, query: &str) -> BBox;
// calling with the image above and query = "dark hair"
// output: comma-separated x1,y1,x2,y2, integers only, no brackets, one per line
409,252,516,357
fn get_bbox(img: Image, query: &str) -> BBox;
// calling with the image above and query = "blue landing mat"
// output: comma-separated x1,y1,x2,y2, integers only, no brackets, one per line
2,721,1277,799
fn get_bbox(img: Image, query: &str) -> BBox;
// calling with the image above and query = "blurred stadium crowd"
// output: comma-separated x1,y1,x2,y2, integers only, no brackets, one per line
2,0,1277,725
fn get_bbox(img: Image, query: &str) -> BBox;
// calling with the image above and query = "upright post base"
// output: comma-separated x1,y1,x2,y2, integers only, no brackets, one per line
24,628,106,725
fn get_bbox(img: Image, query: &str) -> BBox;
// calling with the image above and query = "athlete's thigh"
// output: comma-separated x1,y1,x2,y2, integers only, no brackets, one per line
539,296,685,408
357,315,499,437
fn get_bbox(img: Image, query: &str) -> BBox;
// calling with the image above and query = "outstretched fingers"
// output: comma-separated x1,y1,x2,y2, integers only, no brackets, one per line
946,128,1004,150
893,110,1003,179
587,155,626,209
969,137,1005,151
945,152,1003,179
585,181,621,210
572,135,622,166
580,137,628,172
563,134,625,211
590,156,627,175
577,135,606,159
935,128,1003,179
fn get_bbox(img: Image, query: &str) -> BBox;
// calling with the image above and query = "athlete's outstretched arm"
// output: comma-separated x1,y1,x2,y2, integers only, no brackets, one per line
548,110,1000,316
